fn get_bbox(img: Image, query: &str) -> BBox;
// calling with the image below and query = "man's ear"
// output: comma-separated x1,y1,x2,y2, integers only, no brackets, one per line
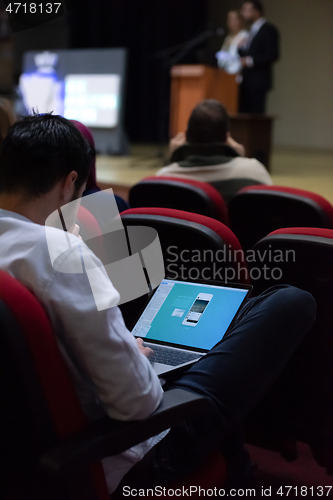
61,171,78,203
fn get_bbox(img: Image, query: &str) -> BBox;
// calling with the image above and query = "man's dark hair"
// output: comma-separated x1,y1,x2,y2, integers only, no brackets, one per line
186,99,230,144
244,0,265,15
0,114,94,198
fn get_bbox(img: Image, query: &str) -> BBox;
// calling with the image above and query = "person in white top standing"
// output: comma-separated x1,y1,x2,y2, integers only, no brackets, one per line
0,114,316,493
216,10,248,75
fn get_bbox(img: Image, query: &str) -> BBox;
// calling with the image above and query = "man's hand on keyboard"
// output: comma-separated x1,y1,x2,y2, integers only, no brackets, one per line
136,338,154,358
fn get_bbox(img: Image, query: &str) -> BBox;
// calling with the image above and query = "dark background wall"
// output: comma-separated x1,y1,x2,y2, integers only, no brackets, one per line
69,0,208,142
11,0,208,142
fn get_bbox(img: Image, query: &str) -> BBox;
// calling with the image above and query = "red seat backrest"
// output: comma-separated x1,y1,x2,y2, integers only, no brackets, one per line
0,270,109,499
121,207,249,284
229,185,333,251
251,227,333,297
238,185,333,228
269,227,333,239
77,205,103,239
129,176,229,225
77,205,107,264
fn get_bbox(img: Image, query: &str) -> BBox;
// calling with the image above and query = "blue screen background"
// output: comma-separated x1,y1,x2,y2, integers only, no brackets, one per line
144,283,248,350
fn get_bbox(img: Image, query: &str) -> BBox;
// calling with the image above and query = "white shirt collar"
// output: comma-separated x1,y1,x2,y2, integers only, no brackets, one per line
250,17,266,35
0,208,32,223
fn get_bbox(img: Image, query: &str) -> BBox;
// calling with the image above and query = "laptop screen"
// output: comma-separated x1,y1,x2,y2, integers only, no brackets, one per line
132,279,250,351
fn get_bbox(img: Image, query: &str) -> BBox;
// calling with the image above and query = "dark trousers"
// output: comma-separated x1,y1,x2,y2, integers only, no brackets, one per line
239,81,267,114
118,285,316,487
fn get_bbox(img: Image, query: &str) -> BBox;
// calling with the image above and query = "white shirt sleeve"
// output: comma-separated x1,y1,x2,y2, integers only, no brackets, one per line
46,242,163,421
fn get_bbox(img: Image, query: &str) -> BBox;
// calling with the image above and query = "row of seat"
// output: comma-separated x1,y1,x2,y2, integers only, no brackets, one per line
129,176,333,251
8,192,329,498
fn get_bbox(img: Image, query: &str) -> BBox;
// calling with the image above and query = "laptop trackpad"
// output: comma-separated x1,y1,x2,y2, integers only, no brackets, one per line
151,362,174,376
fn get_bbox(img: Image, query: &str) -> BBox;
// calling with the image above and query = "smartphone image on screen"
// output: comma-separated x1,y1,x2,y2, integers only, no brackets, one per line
182,293,213,327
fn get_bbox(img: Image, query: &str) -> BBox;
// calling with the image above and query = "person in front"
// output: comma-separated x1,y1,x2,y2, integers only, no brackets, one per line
216,10,248,75
157,99,272,203
0,114,316,493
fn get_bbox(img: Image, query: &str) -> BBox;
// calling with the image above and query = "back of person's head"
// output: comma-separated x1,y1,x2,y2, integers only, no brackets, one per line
0,114,94,199
186,99,230,144
0,98,16,144
243,0,265,15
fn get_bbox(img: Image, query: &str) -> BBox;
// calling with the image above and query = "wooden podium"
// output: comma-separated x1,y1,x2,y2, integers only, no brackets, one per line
170,65,239,138
169,64,274,171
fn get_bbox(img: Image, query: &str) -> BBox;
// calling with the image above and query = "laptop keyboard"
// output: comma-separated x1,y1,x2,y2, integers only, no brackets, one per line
148,344,202,366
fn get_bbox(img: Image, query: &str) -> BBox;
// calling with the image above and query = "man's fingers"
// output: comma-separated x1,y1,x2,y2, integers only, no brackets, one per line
142,346,154,358
136,338,154,358
68,223,81,239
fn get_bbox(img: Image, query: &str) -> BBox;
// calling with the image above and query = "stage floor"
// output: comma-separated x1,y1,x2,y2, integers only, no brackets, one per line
96,145,333,204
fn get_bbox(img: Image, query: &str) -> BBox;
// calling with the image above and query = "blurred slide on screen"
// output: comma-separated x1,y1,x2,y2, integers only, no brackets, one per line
64,74,120,128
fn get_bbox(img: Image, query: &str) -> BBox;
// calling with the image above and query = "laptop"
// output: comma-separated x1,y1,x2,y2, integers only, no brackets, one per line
131,278,252,377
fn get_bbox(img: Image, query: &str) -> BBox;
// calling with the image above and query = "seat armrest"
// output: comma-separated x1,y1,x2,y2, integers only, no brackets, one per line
40,388,209,479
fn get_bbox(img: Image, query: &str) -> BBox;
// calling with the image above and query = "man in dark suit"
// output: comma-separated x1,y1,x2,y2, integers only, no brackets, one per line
238,0,279,113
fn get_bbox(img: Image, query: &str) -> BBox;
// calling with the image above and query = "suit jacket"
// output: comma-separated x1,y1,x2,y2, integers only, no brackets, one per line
238,22,280,91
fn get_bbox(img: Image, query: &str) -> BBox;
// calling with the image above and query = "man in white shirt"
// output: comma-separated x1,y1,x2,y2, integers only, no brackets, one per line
0,115,164,491
157,99,272,204
0,114,316,493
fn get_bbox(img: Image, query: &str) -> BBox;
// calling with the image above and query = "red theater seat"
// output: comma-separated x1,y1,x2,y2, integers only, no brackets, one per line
76,205,107,263
0,270,227,499
120,207,249,329
129,176,228,224
244,228,333,475
121,207,248,282
228,185,333,251
77,205,103,239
